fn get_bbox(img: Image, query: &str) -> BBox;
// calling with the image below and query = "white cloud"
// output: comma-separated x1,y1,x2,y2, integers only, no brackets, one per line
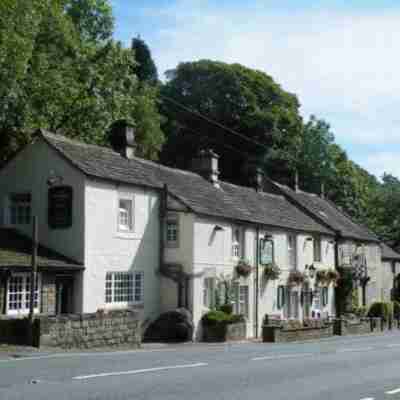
359,151,400,180
121,1,400,177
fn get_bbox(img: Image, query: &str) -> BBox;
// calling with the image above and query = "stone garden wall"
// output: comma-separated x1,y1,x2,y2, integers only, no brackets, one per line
333,317,387,336
37,310,141,349
263,320,334,343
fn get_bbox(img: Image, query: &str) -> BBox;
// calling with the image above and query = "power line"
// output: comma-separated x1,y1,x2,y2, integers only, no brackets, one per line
160,94,271,152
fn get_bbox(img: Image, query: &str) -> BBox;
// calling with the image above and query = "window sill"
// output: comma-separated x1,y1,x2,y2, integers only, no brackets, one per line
165,242,179,249
114,231,141,240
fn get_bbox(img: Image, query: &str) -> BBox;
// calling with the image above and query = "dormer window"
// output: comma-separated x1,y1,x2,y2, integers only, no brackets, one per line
118,198,133,231
9,193,31,225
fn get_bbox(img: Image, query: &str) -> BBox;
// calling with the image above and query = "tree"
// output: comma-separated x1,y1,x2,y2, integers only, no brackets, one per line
131,37,158,85
160,60,303,185
0,0,165,163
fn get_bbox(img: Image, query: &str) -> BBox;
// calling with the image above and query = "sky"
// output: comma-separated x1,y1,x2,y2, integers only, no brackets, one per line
111,0,400,180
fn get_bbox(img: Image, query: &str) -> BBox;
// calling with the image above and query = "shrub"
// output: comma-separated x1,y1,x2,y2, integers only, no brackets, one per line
326,269,340,285
393,301,400,319
219,303,233,315
201,310,244,326
354,306,368,317
367,302,391,322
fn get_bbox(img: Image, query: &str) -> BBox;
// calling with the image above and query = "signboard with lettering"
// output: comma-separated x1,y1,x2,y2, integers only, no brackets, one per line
260,239,274,265
48,186,73,229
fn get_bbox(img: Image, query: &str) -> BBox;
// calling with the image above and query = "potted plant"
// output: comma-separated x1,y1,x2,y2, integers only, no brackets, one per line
316,269,329,287
287,270,305,286
235,259,252,278
264,263,281,281
326,268,340,286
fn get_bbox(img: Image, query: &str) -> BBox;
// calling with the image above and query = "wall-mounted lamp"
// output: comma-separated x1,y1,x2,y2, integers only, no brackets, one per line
47,170,64,187
305,264,316,279
214,225,224,232
305,236,313,242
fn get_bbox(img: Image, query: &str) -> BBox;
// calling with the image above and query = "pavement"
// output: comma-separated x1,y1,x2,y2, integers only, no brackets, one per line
1,332,400,399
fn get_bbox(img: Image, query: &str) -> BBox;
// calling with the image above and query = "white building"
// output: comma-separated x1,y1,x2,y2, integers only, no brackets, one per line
0,123,392,339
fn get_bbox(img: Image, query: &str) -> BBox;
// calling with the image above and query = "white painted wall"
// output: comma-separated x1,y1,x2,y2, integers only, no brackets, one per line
84,179,161,324
0,138,85,263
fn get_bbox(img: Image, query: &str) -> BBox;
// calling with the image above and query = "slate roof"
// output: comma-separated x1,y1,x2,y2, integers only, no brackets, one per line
381,243,400,261
40,131,333,235
0,228,83,269
272,182,379,242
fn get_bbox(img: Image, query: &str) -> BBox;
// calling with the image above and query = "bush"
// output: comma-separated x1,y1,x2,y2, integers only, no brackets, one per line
367,302,391,322
201,310,244,326
393,301,400,319
219,303,233,315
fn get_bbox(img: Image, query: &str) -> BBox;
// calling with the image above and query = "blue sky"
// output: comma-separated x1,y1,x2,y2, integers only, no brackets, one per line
111,0,400,180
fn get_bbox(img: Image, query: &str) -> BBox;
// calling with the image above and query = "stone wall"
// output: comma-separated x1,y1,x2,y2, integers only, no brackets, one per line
40,274,56,315
36,309,141,349
263,323,334,343
333,317,385,336
202,322,247,342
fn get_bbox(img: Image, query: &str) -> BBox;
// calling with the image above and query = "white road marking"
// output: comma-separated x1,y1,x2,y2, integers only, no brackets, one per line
385,387,400,395
252,353,313,361
386,344,400,348
72,362,208,380
337,347,373,353
359,397,374,400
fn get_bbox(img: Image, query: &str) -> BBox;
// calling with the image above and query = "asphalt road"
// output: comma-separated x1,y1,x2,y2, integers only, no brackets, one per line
2,333,400,400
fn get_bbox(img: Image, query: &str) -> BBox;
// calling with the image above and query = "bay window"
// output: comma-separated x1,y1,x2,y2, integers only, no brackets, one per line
7,273,39,315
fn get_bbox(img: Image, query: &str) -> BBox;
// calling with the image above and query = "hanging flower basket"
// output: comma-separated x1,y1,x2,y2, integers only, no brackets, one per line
264,263,281,281
316,269,329,286
235,260,252,278
287,270,305,286
326,269,340,286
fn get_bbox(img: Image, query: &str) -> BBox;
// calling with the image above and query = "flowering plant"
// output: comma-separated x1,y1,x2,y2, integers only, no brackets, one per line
264,263,281,280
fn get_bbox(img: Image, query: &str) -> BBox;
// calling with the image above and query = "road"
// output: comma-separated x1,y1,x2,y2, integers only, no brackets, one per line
1,333,400,400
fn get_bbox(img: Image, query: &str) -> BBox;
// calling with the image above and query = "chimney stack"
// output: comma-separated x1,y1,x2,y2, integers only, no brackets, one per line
192,149,220,188
108,120,136,159
294,170,299,192
255,167,264,192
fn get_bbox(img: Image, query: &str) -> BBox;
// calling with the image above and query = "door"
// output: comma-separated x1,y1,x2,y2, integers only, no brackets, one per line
56,276,74,315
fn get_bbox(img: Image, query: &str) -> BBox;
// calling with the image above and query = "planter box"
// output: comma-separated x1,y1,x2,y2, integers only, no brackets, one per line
262,323,333,343
202,322,246,342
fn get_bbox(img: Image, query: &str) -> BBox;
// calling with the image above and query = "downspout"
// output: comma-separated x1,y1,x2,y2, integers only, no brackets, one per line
255,226,260,338
159,184,167,300
333,232,341,317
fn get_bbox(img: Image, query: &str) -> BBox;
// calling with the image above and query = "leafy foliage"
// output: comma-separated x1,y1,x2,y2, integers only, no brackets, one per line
131,36,158,85
201,310,245,326
367,302,391,322
0,0,164,164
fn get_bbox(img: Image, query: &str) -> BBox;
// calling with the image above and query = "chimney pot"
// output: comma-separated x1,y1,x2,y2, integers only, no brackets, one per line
255,167,264,192
108,120,136,159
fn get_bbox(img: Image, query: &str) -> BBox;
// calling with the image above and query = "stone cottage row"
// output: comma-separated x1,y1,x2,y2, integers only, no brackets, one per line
0,121,398,339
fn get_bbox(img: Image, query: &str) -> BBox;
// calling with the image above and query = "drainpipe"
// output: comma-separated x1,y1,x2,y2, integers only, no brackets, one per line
159,184,167,298
333,233,341,317
254,226,260,338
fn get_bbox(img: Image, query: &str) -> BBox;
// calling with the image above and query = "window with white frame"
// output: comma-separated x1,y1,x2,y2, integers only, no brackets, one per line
166,216,179,247
9,193,31,225
7,273,39,315
105,271,143,305
203,277,215,308
313,236,322,262
232,227,242,259
235,284,249,318
288,234,297,269
118,198,133,231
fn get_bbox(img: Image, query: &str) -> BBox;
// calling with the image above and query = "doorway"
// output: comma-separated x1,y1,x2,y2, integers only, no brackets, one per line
56,276,74,315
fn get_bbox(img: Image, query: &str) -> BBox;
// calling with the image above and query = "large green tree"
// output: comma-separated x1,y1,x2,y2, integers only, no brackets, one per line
0,0,164,163
131,36,158,85
160,60,303,185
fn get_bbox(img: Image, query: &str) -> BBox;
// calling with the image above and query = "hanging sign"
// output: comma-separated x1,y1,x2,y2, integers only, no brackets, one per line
48,186,73,229
260,239,274,265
